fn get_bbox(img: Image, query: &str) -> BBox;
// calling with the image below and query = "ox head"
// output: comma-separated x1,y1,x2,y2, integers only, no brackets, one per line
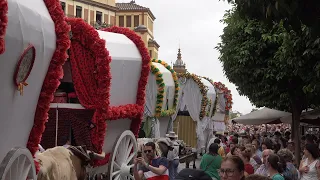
68,146,105,166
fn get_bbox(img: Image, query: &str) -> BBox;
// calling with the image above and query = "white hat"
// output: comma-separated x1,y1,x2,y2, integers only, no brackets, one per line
166,131,178,138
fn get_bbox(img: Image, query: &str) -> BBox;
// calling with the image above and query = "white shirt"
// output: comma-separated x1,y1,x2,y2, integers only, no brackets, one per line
301,159,319,180
167,145,179,161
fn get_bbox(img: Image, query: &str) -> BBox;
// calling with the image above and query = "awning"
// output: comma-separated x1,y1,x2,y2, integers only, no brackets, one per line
232,107,291,125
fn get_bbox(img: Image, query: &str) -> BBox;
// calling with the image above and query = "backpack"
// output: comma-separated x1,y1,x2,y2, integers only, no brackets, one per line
175,155,216,180
174,169,212,180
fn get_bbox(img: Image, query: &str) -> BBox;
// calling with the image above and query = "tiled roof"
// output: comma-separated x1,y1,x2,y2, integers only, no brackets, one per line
116,2,156,20
116,2,149,11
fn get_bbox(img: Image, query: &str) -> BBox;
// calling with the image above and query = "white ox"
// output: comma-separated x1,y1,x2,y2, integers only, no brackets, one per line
35,146,105,180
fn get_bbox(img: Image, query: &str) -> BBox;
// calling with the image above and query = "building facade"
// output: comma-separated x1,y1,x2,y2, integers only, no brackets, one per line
59,0,160,59
115,1,159,59
60,0,117,26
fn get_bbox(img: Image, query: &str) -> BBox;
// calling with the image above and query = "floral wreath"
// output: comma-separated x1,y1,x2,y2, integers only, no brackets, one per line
203,77,233,114
150,59,179,117
177,72,208,119
95,26,150,166
26,0,70,173
0,0,8,54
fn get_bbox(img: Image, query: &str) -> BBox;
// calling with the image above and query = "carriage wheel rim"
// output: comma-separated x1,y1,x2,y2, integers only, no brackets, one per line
108,130,137,180
0,147,37,180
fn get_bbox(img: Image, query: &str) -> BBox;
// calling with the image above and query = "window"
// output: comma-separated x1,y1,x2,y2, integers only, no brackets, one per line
119,16,124,27
96,11,102,24
60,2,66,13
134,15,139,27
76,6,82,18
126,16,131,27
149,50,152,58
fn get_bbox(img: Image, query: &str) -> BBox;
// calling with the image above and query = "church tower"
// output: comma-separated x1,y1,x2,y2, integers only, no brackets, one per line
173,48,187,73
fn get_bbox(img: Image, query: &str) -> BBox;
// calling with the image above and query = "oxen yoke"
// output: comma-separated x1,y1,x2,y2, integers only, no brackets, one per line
68,146,91,166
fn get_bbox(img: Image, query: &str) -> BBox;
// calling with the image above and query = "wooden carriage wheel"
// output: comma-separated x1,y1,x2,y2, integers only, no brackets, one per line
0,147,37,180
108,130,138,180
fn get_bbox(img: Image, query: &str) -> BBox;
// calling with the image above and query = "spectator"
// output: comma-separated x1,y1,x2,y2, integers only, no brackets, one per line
219,156,245,180
277,149,298,180
255,149,274,176
266,154,285,180
239,148,254,176
200,143,223,180
134,142,169,180
299,143,320,180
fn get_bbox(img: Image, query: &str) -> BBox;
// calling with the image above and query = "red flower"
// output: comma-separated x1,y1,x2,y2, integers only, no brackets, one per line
0,0,8,54
26,0,70,173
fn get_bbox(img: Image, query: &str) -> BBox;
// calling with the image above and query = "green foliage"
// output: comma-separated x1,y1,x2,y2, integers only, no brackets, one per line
94,22,112,30
216,8,320,112
222,0,320,35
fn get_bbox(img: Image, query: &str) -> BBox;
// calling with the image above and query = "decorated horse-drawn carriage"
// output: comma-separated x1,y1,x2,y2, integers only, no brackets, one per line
0,0,150,179
143,59,179,138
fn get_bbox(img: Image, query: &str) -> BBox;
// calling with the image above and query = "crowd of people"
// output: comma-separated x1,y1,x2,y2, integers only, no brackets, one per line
132,125,320,180
200,128,320,180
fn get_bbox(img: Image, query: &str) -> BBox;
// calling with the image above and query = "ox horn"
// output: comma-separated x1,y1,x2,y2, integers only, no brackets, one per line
87,150,106,160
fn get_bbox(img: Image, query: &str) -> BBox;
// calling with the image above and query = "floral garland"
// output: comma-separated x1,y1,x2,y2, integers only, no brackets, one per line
66,17,111,162
95,26,150,166
203,77,233,114
206,99,212,116
177,72,208,119
212,93,218,117
26,0,70,173
214,82,233,113
151,59,179,117
0,0,8,54
150,63,165,117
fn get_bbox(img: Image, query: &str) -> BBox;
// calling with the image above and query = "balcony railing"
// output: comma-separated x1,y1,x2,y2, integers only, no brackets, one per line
65,15,113,29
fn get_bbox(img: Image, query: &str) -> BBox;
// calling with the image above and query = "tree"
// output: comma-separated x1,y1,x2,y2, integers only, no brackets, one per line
224,0,320,35
230,111,241,119
251,108,258,112
216,8,320,163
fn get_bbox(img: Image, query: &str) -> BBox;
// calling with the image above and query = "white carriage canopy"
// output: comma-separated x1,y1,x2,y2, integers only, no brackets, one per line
143,60,178,138
0,0,56,163
42,19,146,158
172,73,217,151
212,87,229,132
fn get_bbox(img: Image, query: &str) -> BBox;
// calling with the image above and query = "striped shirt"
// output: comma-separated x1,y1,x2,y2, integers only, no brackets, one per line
140,157,169,180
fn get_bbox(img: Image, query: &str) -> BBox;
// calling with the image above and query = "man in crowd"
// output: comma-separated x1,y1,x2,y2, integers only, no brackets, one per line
255,149,274,176
134,142,169,180
166,132,180,180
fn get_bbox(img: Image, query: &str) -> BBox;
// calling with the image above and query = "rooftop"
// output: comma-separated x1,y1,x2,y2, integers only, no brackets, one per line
116,0,156,20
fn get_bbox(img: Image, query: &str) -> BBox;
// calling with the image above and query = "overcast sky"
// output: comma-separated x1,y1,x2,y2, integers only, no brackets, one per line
118,0,255,114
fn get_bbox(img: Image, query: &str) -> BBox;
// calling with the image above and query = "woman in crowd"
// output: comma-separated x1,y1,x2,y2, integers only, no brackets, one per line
261,139,273,151
200,143,223,180
227,145,241,157
239,148,254,176
299,143,320,180
252,139,262,158
266,154,285,180
219,156,245,180
245,143,262,171
277,149,299,180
